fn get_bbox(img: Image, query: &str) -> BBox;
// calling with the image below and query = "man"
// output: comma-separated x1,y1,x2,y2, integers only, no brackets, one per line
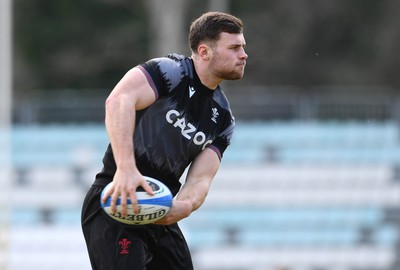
81,11,248,270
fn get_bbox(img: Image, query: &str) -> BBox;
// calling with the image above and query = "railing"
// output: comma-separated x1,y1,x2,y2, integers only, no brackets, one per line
12,86,400,124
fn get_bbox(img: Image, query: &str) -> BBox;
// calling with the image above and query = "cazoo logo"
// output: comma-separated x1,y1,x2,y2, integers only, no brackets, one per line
166,109,212,150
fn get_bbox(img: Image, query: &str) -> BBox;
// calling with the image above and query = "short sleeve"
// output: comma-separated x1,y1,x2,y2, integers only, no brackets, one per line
208,116,235,160
138,56,186,99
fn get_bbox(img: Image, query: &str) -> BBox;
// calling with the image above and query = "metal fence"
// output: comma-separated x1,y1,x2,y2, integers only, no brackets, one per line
13,86,400,124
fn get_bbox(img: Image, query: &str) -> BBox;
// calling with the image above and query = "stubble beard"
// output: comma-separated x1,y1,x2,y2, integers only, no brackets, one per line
209,56,245,81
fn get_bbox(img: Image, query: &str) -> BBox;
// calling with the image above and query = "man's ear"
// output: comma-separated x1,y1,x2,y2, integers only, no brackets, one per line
197,43,211,60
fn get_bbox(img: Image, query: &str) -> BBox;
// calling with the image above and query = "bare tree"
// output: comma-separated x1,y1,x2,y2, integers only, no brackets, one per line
146,0,188,57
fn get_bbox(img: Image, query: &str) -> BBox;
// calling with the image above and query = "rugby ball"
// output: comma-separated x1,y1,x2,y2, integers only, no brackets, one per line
101,176,173,225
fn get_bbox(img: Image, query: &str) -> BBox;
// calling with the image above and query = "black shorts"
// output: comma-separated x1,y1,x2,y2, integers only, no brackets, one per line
81,184,194,270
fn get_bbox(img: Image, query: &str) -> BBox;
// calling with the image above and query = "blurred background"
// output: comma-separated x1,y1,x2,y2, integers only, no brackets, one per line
1,0,400,269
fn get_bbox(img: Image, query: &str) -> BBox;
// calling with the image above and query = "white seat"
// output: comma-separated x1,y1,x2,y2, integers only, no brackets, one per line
9,225,92,270
24,167,75,188
12,187,84,209
205,186,400,207
193,246,395,270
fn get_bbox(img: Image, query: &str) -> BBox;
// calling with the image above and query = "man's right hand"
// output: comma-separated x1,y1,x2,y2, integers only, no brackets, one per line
101,169,154,217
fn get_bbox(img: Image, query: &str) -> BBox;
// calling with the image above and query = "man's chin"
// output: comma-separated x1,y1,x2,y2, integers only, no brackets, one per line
224,72,245,81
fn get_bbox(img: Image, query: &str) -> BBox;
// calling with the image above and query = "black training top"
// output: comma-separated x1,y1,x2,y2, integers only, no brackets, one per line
95,53,235,196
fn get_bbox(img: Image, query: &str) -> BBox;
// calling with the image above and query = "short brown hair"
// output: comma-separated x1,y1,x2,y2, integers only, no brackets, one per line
189,12,244,53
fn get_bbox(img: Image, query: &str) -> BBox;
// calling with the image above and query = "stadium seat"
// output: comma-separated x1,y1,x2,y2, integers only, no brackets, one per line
8,122,400,270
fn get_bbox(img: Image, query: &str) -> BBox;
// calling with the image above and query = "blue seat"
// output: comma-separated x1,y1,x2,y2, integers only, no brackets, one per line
12,125,108,167
11,122,400,166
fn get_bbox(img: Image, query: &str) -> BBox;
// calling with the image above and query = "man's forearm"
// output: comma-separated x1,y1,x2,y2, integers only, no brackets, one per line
105,93,136,168
177,177,212,212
